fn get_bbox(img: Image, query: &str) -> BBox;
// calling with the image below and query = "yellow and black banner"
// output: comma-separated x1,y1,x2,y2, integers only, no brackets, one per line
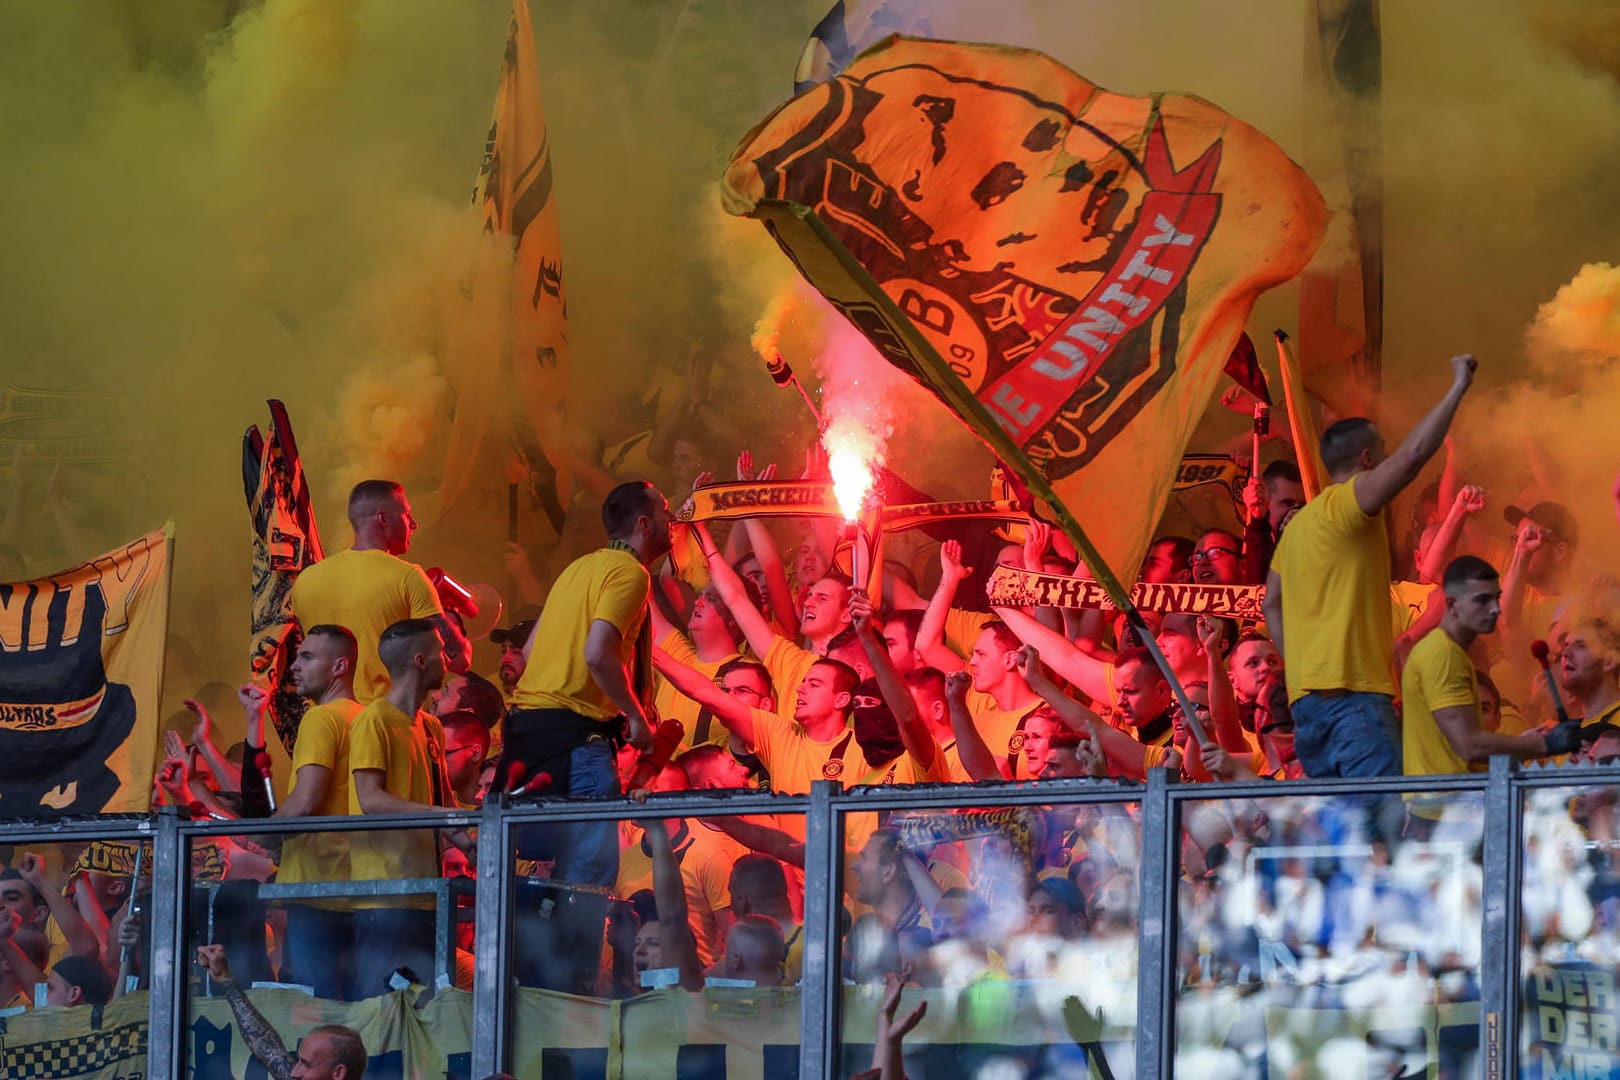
245,401,322,756
988,564,1265,620
0,524,173,817
1172,454,1247,502
724,36,1326,584
679,480,1029,533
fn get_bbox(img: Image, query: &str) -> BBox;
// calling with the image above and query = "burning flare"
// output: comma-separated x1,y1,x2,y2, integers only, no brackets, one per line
825,417,878,522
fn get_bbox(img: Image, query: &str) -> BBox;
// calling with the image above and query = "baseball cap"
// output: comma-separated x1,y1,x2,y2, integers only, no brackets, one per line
53,953,113,1006
490,618,536,648
1504,501,1579,546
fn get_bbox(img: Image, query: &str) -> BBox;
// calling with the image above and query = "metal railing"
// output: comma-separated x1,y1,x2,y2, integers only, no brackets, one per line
4,756,1616,1078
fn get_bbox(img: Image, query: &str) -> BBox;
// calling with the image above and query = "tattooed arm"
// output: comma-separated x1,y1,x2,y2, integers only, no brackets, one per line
196,945,296,1080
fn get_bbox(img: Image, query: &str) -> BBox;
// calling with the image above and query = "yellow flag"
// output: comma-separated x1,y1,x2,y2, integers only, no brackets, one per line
1274,331,1328,499
448,0,571,533
724,36,1326,579
0,524,173,816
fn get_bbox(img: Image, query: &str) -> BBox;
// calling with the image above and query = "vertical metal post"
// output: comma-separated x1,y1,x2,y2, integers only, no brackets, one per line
146,809,185,1080
1480,755,1514,1080
470,796,514,1079
1134,768,1176,1080
799,780,843,1080
434,878,452,991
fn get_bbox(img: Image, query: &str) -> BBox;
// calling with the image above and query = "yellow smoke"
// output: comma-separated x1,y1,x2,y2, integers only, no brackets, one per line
8,0,1620,723
1526,263,1620,375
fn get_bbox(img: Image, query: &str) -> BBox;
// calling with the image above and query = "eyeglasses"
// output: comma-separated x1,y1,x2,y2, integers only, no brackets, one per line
1191,547,1241,563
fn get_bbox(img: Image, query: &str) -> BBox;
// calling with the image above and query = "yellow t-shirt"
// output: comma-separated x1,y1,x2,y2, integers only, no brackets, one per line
513,547,649,719
1401,629,1482,776
1389,580,1438,638
278,699,363,905
615,820,745,968
290,549,442,704
347,700,448,908
1272,476,1395,703
749,708,887,795
965,691,1040,780
653,630,740,752
944,608,993,660
927,740,974,783
763,636,820,721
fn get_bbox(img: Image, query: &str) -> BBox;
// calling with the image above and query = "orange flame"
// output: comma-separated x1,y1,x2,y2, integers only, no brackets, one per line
825,418,877,522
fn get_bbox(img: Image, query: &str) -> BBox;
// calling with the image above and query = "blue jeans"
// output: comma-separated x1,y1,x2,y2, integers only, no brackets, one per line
282,905,356,1000
1291,691,1401,778
553,741,621,887
353,908,436,997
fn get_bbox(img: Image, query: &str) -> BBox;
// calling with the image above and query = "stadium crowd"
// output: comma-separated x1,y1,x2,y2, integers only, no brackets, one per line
5,347,1620,1080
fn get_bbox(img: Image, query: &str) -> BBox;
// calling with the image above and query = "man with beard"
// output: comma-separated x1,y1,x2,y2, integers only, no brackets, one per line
500,482,670,887
1403,557,1579,775
1562,615,1620,732
291,480,469,703
490,619,535,700
347,619,458,992
244,624,361,999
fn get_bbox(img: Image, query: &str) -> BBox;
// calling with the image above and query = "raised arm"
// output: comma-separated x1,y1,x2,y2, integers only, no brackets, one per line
16,854,98,959
1499,519,1545,662
694,522,781,662
183,699,242,794
737,454,800,636
197,945,297,1080
851,590,939,777
916,541,971,663
642,819,704,991
1353,354,1476,515
868,973,928,1080
944,672,1004,781
1198,619,1250,754
653,646,760,748
1419,485,1486,585
0,912,47,1001
992,605,1113,704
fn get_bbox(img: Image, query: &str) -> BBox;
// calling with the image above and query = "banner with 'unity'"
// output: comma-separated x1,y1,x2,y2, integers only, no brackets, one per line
723,36,1326,579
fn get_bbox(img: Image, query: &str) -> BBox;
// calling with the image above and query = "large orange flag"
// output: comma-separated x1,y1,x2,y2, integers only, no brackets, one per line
724,36,1326,580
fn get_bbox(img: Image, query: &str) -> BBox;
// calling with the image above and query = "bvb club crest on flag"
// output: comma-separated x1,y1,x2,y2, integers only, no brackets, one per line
724,36,1326,577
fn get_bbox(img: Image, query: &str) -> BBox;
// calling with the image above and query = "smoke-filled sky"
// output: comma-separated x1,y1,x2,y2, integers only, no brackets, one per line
2,0,1619,704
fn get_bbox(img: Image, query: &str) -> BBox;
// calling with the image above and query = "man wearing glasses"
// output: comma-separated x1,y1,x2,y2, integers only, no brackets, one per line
1191,529,1247,585
291,480,469,704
